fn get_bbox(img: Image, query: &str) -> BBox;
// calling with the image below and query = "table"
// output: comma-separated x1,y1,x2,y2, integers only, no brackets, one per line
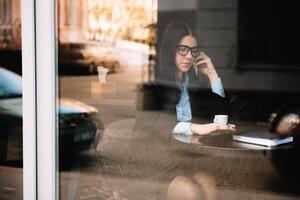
169,131,300,197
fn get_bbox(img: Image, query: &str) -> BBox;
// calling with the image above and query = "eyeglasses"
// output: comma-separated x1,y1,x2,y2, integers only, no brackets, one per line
176,45,201,57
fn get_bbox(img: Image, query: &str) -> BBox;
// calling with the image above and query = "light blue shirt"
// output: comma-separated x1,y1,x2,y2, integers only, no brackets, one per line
176,77,225,122
176,81,192,122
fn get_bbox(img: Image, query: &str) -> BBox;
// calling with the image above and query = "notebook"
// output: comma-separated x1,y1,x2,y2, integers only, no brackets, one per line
232,131,293,147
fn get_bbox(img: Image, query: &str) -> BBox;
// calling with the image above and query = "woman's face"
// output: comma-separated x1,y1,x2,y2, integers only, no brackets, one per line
175,35,197,72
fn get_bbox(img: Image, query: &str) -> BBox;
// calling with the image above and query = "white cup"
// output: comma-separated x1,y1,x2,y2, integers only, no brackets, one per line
213,115,228,125
97,66,109,84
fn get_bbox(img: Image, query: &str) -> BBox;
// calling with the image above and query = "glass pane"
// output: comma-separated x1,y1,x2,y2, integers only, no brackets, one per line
57,0,300,199
0,0,23,199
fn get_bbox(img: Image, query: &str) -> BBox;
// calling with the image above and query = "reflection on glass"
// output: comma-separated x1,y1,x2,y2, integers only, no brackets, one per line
57,0,300,200
58,0,158,199
0,0,23,199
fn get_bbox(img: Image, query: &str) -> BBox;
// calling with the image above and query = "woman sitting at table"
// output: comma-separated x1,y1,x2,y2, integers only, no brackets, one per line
158,21,236,135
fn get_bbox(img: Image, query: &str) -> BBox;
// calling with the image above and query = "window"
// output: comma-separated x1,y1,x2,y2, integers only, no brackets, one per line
238,0,300,69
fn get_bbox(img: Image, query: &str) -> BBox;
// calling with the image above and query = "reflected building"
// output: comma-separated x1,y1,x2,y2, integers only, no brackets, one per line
0,0,157,75
58,0,157,43
0,0,21,49
0,0,157,45
0,0,21,74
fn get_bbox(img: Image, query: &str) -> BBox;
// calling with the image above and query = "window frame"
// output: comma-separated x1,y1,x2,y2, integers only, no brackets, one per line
22,0,58,199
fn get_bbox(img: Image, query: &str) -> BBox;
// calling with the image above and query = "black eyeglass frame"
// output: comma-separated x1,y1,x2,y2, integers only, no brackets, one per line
176,45,201,57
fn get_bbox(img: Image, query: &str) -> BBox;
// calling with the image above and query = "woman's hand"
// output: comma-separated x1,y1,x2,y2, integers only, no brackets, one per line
194,52,218,82
190,123,236,136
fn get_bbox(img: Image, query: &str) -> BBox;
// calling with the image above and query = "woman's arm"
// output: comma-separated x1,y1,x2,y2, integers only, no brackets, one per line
172,122,193,135
194,52,225,97
210,77,225,98
172,122,236,135
190,123,235,136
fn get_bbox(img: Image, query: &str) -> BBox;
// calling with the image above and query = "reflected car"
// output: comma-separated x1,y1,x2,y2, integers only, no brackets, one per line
0,67,102,166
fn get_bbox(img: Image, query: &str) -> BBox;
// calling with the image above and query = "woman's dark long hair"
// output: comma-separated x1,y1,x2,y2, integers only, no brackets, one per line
157,21,195,86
